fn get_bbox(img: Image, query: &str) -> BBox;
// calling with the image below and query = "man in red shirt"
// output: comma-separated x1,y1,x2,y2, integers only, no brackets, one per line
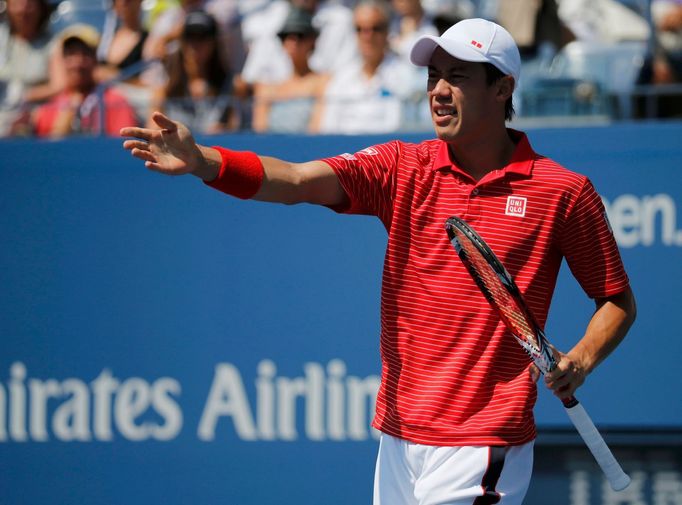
121,18,636,505
33,24,138,138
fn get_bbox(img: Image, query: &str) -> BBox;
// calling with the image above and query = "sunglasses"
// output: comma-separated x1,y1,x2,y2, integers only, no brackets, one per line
355,24,388,34
279,32,316,41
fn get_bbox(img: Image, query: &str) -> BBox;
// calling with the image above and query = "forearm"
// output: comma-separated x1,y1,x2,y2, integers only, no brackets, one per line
544,286,636,399
199,147,345,206
192,146,296,199
122,112,345,206
569,286,637,375
22,82,60,103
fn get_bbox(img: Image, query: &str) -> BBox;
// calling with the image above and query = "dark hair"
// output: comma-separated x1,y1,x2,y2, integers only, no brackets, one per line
163,43,228,99
183,9,218,39
483,63,515,121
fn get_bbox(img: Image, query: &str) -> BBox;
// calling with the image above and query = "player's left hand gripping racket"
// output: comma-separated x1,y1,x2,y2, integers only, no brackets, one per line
444,216,630,491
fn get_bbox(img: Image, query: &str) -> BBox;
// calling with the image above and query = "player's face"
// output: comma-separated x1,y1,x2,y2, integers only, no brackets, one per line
426,47,501,144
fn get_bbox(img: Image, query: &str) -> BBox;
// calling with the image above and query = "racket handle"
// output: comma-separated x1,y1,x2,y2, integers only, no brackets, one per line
563,399,631,491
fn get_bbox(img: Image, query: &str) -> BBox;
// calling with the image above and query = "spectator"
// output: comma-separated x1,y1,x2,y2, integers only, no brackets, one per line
422,0,473,35
148,10,237,134
251,7,329,133
557,0,650,45
238,0,356,89
649,0,682,84
96,0,149,83
317,0,423,134
0,0,61,136
32,24,138,138
143,0,245,77
388,0,438,62
496,0,575,62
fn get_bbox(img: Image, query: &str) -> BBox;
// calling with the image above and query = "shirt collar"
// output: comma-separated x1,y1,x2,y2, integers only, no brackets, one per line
431,129,535,178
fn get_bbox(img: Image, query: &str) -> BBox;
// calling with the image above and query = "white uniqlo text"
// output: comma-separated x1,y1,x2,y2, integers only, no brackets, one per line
506,196,528,217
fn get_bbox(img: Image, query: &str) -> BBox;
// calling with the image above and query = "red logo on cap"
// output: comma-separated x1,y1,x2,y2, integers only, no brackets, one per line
471,40,483,49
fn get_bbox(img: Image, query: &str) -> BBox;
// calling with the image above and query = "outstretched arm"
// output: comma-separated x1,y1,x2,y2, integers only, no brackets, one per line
543,286,637,400
121,112,347,207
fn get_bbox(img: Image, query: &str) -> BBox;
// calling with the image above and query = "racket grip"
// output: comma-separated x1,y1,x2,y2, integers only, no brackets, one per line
564,400,631,491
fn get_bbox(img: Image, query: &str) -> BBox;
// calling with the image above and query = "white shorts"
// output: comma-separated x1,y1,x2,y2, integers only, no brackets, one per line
373,434,534,505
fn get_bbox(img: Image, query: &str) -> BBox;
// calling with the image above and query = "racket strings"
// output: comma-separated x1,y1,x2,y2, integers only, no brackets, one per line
456,232,540,350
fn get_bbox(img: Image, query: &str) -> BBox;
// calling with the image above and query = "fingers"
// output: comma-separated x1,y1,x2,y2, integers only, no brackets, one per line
545,370,570,390
144,161,167,173
120,111,177,139
528,364,541,383
123,138,157,164
151,111,177,132
544,358,585,400
120,126,155,141
131,147,157,164
123,140,149,151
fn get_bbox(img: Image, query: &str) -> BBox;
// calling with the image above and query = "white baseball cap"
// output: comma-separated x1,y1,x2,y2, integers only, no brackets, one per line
410,18,521,84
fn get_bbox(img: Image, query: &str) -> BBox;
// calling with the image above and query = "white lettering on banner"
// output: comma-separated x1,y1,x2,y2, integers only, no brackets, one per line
53,379,90,441
570,470,590,505
198,363,258,441
198,360,380,442
653,472,682,505
0,360,379,443
602,194,682,248
0,363,183,442
568,470,682,505
602,471,647,505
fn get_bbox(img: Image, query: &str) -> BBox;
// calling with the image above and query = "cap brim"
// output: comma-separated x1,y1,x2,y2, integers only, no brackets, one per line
59,24,100,50
410,35,489,66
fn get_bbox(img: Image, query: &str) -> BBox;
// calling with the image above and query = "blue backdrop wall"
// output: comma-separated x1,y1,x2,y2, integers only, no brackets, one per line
1,122,681,505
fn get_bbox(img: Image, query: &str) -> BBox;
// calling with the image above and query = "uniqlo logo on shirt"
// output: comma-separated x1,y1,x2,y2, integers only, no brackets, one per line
505,196,527,217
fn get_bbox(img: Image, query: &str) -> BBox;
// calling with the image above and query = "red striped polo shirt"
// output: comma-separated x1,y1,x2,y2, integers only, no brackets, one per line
321,130,629,446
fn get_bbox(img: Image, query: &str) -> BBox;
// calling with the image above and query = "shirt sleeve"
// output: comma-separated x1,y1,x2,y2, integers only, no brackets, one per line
320,141,400,226
559,177,630,299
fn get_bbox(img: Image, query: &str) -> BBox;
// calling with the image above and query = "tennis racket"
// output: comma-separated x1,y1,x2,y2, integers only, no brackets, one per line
444,215,630,491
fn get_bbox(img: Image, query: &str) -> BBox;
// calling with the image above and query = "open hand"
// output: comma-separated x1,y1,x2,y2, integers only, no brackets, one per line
120,112,205,176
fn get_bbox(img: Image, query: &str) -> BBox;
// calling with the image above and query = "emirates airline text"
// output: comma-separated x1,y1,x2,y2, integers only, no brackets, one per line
0,360,380,443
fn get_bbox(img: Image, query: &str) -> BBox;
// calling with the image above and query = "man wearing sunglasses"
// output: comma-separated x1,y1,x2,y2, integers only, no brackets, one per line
317,0,424,133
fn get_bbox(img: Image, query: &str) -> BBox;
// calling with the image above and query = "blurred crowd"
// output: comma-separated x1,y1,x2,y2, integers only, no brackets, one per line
0,0,680,139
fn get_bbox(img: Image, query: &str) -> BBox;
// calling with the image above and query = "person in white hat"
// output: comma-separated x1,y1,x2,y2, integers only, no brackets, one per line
121,18,636,505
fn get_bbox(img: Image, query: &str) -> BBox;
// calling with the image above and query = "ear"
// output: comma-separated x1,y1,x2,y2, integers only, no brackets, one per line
496,75,515,102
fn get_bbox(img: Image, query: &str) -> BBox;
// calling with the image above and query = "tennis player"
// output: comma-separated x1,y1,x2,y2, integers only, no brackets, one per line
121,18,636,505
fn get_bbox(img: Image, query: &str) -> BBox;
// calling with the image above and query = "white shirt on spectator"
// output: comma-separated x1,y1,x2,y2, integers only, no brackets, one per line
557,0,650,42
240,0,356,84
318,52,422,134
389,15,439,63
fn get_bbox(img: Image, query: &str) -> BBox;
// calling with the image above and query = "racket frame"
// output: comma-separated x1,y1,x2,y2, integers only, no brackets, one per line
444,215,630,491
